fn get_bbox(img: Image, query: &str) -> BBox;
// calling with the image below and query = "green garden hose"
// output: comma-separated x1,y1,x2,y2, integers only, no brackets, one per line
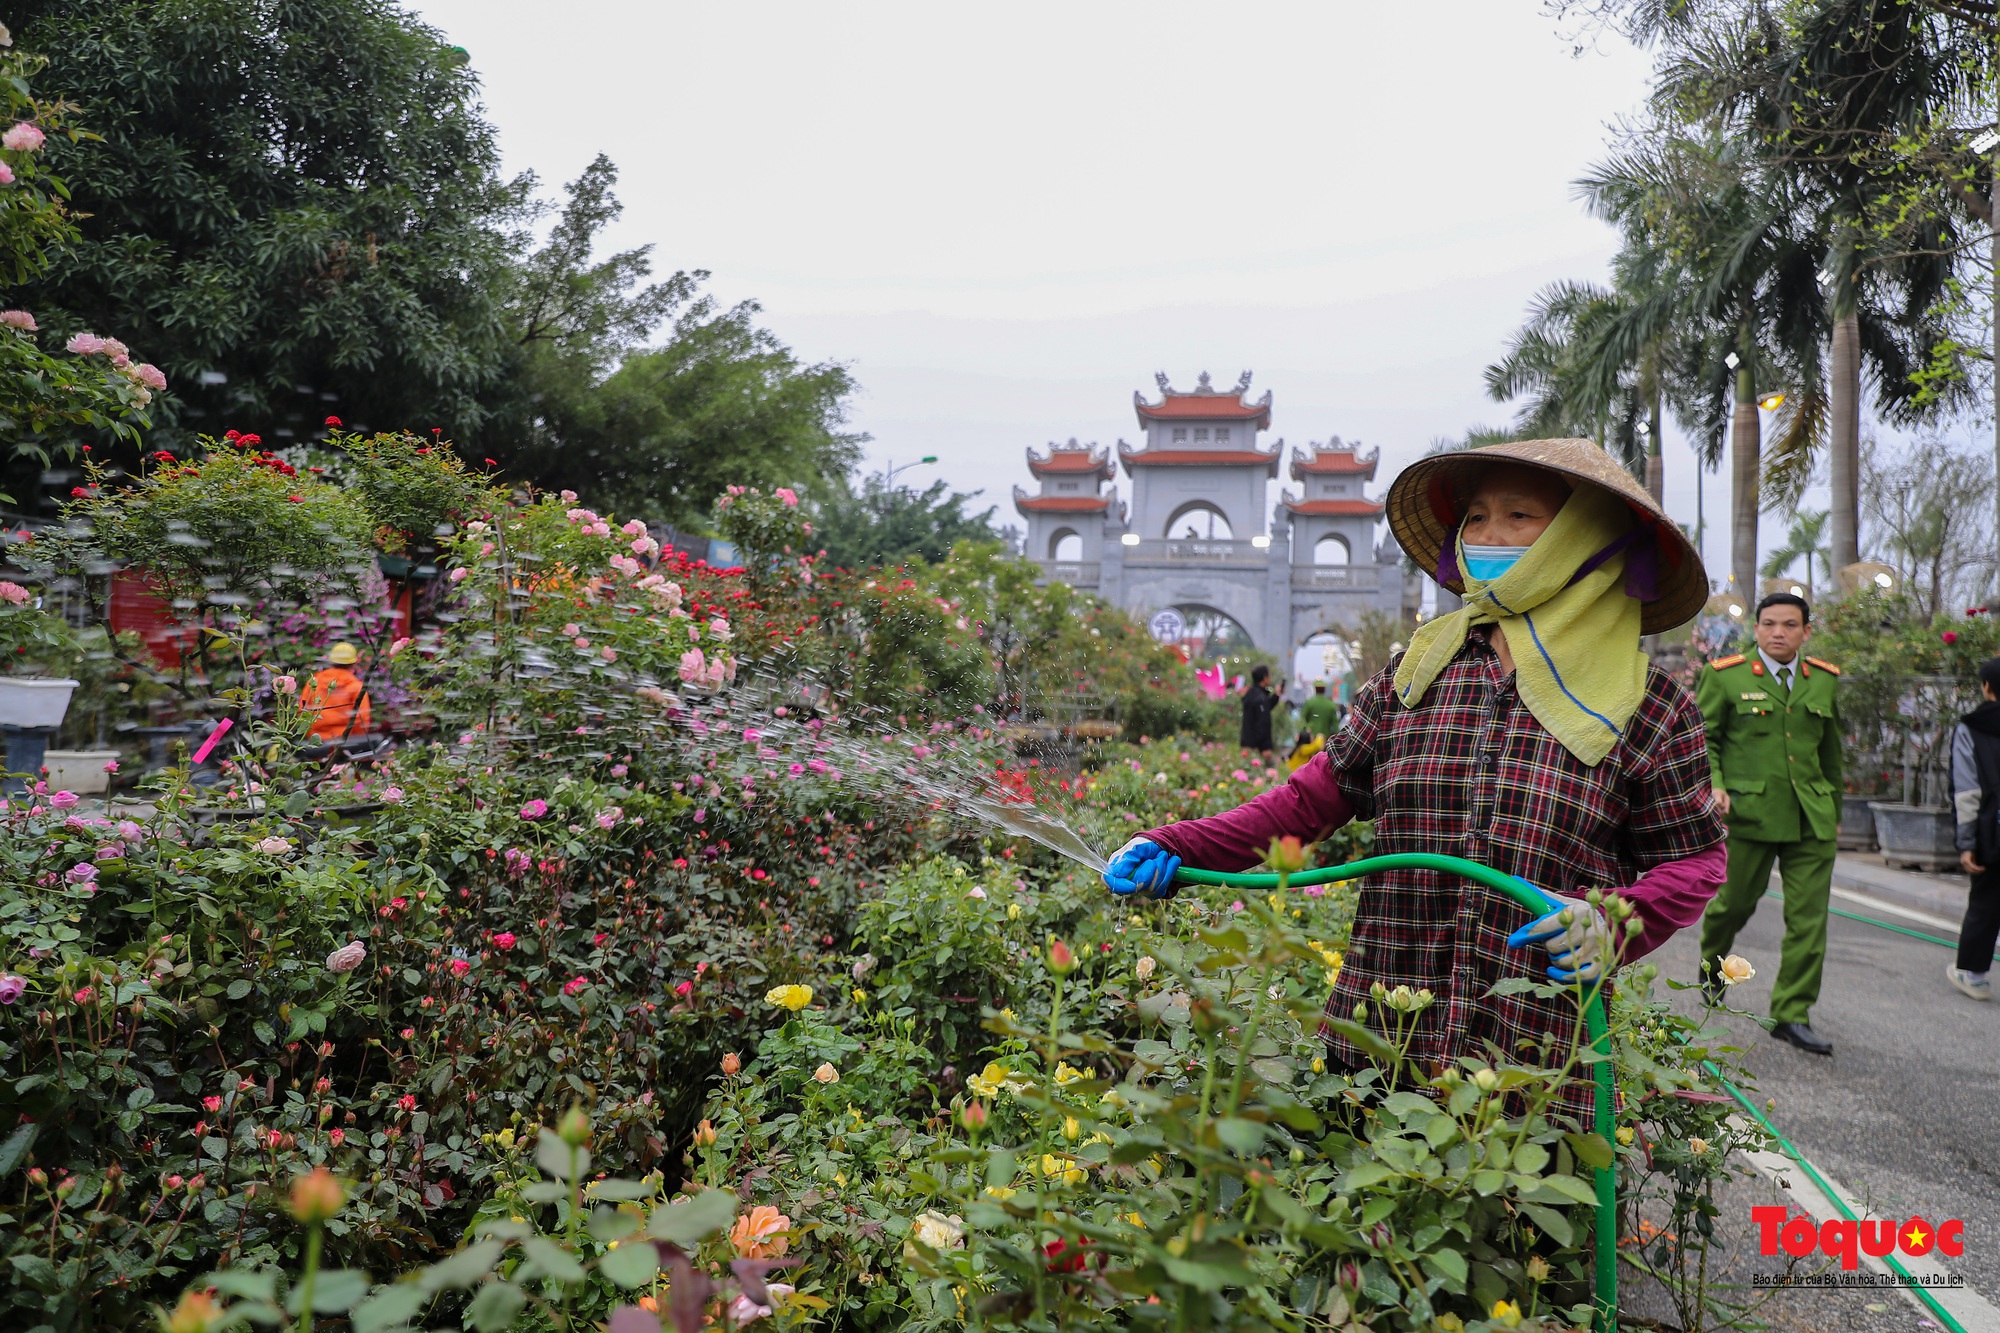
1172,853,1618,1329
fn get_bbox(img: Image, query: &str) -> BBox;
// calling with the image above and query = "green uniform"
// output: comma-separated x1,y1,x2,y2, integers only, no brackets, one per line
1694,651,1844,1025
1299,693,1339,739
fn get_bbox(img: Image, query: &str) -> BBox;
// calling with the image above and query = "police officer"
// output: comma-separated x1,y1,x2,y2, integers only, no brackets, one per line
1695,592,1843,1055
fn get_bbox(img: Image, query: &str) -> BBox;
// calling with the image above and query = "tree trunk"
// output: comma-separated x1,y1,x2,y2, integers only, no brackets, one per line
1645,394,1664,505
1829,311,1861,571
1992,151,2000,599
1731,329,1761,607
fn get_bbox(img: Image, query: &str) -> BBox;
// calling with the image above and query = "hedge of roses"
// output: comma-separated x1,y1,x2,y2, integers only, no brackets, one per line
0,449,1766,1332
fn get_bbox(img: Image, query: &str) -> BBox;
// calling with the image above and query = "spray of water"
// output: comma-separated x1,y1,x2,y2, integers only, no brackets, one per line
637,664,1112,874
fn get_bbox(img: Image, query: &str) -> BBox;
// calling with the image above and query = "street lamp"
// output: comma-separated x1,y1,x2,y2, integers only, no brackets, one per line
1972,129,2000,154
1120,532,1141,547
1757,390,1786,410
884,455,938,486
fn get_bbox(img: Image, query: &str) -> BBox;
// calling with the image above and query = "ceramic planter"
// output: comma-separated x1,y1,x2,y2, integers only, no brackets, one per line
42,749,120,795
0,677,78,728
1868,802,1957,872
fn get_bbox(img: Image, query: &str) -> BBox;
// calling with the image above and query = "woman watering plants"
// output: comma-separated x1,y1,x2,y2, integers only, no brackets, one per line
1104,439,1726,1122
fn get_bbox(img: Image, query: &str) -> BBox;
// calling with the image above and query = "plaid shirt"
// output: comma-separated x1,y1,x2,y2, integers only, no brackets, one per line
1313,635,1722,1121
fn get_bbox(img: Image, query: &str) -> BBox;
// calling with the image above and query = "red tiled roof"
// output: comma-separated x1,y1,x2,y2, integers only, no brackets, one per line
1026,443,1114,480
1117,442,1281,478
1014,490,1112,514
1132,388,1273,429
1292,443,1378,479
1282,497,1385,517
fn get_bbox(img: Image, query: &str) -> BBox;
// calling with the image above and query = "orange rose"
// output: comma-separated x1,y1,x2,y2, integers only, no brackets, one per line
730,1203,791,1259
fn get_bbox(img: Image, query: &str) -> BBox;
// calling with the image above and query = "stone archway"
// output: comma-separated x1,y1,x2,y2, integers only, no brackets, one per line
1163,501,1233,541
1048,527,1082,560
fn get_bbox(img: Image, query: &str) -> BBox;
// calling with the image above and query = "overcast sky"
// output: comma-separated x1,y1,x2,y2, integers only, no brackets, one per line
406,0,1899,591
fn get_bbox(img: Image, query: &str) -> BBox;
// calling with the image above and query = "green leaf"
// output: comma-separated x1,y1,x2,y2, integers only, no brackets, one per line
1214,1117,1265,1156
465,1280,527,1333
1340,1161,1396,1191
646,1188,737,1245
522,1181,570,1203
0,1123,38,1178
206,1269,278,1303
1422,1247,1468,1285
9,1254,57,1292
518,1235,585,1283
288,1269,369,1314
226,979,253,1001
350,1283,428,1333
1317,1016,1397,1066
588,1179,653,1201
1520,1203,1575,1247
588,1205,640,1243
1511,1142,1550,1174
418,1239,504,1292
599,1240,659,1288
1564,1131,1614,1171
126,1085,155,1111
985,1149,1016,1190
535,1129,589,1181
1529,1172,1599,1206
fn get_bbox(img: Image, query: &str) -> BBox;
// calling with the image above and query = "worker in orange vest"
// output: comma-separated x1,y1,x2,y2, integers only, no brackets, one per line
302,642,372,742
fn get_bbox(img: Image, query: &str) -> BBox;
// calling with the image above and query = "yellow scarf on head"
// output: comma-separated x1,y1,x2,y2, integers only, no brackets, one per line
1391,484,1646,767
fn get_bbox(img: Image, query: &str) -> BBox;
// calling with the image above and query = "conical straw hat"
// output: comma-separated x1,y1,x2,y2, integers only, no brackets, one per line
1384,437,1708,634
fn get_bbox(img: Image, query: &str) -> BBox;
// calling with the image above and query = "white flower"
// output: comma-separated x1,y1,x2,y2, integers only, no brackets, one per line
1134,956,1156,981
909,1210,965,1253
852,953,877,980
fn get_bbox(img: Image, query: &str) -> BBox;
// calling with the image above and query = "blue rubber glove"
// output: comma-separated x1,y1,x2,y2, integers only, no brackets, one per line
1504,885,1612,984
1103,836,1181,899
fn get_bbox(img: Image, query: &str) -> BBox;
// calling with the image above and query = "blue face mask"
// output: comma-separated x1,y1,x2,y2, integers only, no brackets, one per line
1462,544,1531,582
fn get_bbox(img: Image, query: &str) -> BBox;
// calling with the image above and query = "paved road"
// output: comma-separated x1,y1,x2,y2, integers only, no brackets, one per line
1650,886,2000,1307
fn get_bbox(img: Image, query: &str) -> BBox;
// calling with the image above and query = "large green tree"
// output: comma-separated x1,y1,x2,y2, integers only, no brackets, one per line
810,472,997,570
6,0,523,455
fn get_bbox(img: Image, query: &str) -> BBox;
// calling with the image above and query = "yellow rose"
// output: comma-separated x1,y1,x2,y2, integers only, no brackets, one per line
1689,1136,1709,1155
765,984,813,1012
1718,954,1756,986
1490,1299,1522,1328
812,1062,839,1084
1617,1126,1635,1146
967,1062,1009,1098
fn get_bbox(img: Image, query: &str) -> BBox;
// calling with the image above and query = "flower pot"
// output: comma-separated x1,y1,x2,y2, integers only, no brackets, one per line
1867,802,1957,872
42,749,119,795
0,677,77,728
1838,794,1879,851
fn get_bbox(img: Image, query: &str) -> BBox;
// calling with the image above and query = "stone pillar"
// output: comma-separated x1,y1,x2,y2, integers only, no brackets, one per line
1264,520,1292,656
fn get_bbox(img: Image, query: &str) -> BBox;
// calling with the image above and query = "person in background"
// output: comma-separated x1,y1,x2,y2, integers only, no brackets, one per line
301,641,373,743
1239,663,1279,759
1946,656,2000,1000
1299,679,1340,741
1103,439,1725,1125
1694,593,1842,1056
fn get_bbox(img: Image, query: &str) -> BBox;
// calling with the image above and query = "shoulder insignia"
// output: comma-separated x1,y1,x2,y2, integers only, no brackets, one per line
1805,656,1840,676
1709,654,1745,670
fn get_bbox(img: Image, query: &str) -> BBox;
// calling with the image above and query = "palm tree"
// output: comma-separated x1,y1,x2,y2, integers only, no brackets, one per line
1759,508,1830,596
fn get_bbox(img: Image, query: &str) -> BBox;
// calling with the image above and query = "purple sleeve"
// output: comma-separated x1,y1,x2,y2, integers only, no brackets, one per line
1619,842,1726,961
1141,748,1355,871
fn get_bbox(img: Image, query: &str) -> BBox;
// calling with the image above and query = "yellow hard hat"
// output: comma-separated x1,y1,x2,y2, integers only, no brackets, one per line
326,642,359,665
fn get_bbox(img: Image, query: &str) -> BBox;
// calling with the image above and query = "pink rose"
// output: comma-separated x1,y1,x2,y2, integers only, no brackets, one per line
563,975,588,996
380,786,404,803
65,332,103,356
0,975,25,1004
610,763,628,777
595,806,622,829
448,567,469,584
325,941,367,973
389,637,412,657
329,1128,345,1147
519,799,548,820
3,123,45,152
560,490,577,504
674,980,693,996
775,488,799,508
398,1094,417,1112
0,161,13,186
0,581,29,605
0,310,35,330
450,957,470,976
600,646,617,662
65,862,97,884
49,791,78,810
622,519,647,536
678,648,706,683
493,931,518,950
129,363,167,391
